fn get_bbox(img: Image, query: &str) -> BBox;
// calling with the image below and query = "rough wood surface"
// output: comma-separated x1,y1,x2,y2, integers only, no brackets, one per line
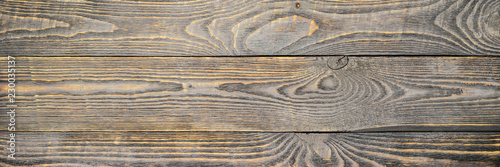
2,0,499,165
1,56,498,131
1,0,500,56
0,131,498,166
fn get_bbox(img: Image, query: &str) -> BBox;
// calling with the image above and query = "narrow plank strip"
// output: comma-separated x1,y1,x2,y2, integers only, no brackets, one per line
0,0,500,56
0,56,498,131
0,131,498,166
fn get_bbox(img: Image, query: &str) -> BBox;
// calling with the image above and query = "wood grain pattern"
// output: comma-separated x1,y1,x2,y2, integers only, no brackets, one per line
1,56,498,131
1,0,500,56
0,131,498,166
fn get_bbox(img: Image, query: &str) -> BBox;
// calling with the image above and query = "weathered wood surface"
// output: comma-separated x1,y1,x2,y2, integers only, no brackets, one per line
1,0,500,56
0,132,498,166
1,56,498,131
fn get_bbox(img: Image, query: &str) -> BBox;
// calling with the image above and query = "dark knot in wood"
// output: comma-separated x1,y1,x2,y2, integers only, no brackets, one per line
327,56,349,70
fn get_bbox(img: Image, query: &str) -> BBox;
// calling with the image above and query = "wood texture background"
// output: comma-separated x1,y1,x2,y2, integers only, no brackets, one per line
0,56,499,166
0,0,500,56
0,56,499,132
1,0,500,166
1,132,499,166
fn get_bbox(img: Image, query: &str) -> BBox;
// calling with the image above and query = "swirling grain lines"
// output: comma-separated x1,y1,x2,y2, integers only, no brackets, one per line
1,0,499,55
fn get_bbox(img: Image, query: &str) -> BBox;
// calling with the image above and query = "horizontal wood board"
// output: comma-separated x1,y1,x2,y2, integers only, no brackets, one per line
0,56,499,132
0,131,498,166
1,0,500,56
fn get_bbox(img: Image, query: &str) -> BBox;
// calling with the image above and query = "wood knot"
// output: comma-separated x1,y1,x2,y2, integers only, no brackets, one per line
327,56,349,70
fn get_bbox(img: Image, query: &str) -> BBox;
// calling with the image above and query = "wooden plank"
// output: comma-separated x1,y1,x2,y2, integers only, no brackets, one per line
0,131,498,166
1,56,499,131
0,0,500,56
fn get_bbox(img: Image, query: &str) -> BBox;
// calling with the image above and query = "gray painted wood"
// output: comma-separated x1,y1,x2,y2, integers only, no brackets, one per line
1,131,498,166
1,0,499,165
0,0,499,56
1,56,498,131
